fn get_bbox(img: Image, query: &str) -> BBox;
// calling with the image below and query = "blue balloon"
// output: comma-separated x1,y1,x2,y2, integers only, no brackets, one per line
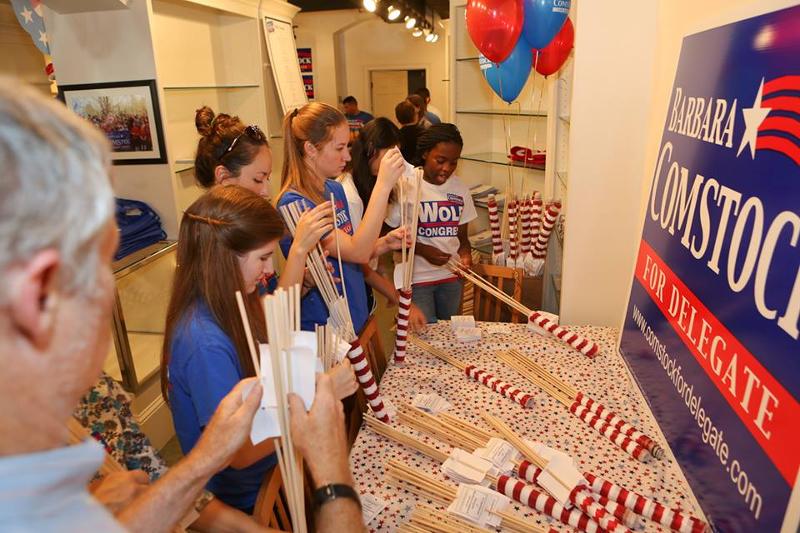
522,0,570,49
481,37,532,104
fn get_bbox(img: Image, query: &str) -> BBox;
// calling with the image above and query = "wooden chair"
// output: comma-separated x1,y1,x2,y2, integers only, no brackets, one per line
253,467,292,531
344,314,387,448
467,263,524,323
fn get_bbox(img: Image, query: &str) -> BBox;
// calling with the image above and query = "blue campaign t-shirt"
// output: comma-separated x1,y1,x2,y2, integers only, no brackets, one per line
167,301,276,511
278,179,369,334
345,111,374,134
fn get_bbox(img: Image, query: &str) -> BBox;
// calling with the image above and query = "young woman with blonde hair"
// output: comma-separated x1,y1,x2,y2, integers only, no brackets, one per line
277,102,406,333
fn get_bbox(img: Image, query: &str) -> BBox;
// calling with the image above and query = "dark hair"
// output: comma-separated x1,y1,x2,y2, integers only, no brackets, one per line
194,106,268,188
415,123,463,166
414,87,431,100
406,94,426,118
161,186,285,401
395,100,417,125
350,118,400,208
342,96,357,105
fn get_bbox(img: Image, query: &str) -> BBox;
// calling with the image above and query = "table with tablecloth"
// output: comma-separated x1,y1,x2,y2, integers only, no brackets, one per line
348,321,705,532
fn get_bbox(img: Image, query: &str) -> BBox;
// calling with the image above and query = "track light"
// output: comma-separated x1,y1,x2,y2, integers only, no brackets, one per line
405,16,416,29
425,32,435,42
431,33,439,43
363,0,377,12
387,5,401,20
412,28,423,37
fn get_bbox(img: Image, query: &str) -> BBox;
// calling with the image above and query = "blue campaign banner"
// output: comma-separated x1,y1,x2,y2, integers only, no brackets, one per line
619,6,800,533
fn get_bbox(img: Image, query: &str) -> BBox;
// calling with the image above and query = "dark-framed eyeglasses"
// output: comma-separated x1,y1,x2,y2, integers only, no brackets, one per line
220,125,266,160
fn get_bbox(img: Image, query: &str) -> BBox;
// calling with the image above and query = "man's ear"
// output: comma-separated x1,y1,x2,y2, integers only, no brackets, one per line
9,249,61,350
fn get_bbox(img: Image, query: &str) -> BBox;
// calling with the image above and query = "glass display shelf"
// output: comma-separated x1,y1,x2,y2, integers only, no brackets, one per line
105,241,177,391
162,83,260,90
456,108,547,117
461,152,546,170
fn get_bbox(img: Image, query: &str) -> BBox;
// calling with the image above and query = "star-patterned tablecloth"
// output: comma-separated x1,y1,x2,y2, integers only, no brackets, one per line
349,322,706,532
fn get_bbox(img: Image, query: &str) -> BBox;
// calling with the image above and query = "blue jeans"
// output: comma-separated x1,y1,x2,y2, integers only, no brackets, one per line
412,279,463,323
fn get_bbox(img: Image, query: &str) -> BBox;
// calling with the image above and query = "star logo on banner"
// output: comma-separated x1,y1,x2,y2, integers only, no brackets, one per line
737,78,772,159
20,7,33,23
38,30,48,46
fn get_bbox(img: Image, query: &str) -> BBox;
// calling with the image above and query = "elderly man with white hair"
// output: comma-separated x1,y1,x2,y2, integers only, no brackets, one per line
0,79,362,533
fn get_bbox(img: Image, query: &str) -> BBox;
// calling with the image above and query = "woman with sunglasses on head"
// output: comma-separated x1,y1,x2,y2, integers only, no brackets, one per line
342,117,427,332
162,186,358,516
194,106,332,293
277,103,407,334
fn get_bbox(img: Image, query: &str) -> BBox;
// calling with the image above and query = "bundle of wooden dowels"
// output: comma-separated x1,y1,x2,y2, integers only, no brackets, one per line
498,349,662,461
394,173,423,363
408,335,535,408
446,260,600,358
280,198,389,422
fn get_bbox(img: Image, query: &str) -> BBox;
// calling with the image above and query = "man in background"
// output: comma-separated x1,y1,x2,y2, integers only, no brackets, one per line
414,87,442,125
342,95,374,141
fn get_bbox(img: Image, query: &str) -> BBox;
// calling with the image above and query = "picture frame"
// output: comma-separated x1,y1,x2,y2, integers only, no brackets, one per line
58,79,167,165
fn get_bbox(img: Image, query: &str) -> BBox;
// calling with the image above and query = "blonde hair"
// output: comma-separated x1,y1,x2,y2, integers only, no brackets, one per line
278,102,346,205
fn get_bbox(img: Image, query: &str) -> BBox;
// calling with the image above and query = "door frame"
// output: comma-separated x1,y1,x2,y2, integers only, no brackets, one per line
367,65,431,118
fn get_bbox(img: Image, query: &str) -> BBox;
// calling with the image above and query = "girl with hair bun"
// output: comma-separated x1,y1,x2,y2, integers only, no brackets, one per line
277,102,407,334
193,106,332,292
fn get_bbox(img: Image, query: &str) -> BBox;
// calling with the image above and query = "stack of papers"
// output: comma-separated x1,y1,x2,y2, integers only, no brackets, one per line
473,438,521,475
469,184,499,199
441,448,493,485
455,327,482,343
446,484,510,528
468,229,493,249
412,393,453,414
450,315,476,329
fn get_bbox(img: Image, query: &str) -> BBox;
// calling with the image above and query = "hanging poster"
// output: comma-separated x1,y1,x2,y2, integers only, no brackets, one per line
302,74,314,99
297,47,313,72
619,6,800,533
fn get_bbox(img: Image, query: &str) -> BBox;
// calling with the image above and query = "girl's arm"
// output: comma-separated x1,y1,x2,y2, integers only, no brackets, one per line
277,202,333,289
457,224,473,268
321,148,405,264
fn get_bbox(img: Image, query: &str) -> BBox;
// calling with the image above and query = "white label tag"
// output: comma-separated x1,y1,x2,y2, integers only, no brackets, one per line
455,327,482,343
474,438,520,474
412,393,453,414
450,315,476,329
360,493,388,525
447,483,509,527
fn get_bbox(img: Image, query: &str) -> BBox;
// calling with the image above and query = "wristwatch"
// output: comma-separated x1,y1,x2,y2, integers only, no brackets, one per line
194,490,215,513
312,483,362,511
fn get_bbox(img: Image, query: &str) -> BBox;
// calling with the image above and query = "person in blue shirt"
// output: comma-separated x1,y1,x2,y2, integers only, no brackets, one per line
342,96,374,142
277,102,406,335
161,186,358,513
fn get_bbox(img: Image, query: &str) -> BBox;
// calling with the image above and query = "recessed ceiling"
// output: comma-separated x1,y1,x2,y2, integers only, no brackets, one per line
289,1,449,20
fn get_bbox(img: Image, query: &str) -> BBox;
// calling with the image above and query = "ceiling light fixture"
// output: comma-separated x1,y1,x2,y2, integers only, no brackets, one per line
425,32,435,42
412,28,423,37
387,5,401,20
405,16,417,29
363,0,377,12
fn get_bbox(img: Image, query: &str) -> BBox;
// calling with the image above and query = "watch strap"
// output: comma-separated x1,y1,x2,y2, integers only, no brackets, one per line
312,483,362,511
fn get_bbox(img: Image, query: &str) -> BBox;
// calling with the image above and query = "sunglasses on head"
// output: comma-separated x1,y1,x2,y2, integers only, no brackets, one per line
220,125,265,160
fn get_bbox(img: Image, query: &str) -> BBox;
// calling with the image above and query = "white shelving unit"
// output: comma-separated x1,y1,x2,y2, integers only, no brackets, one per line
449,1,574,313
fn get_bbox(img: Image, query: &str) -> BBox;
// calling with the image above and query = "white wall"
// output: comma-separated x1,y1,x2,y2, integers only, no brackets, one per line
560,0,800,330
293,8,449,116
42,0,181,238
343,17,449,118
558,1,659,326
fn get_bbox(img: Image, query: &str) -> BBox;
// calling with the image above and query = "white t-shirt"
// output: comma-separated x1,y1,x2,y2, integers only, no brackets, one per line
337,173,364,231
386,168,477,285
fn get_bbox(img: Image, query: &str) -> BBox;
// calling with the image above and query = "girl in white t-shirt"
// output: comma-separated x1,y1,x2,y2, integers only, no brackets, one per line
386,124,476,322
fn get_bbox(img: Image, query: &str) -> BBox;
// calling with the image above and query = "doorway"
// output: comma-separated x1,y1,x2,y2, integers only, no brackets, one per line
370,69,426,122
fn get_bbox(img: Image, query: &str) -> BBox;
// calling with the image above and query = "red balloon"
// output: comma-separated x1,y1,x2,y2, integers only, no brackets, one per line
466,0,524,64
533,17,574,76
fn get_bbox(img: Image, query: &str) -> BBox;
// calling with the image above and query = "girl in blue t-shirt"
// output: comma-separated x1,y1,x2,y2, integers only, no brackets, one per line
277,102,406,334
161,186,357,512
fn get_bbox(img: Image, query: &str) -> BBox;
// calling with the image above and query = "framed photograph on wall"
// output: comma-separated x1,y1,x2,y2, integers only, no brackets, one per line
58,79,167,165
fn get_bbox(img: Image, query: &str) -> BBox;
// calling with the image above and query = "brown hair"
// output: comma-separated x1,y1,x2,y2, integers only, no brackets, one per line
395,100,417,125
278,102,347,205
406,94,426,120
161,186,285,401
194,106,268,188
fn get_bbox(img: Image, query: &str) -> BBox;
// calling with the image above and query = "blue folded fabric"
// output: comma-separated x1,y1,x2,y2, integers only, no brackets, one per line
114,198,166,261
